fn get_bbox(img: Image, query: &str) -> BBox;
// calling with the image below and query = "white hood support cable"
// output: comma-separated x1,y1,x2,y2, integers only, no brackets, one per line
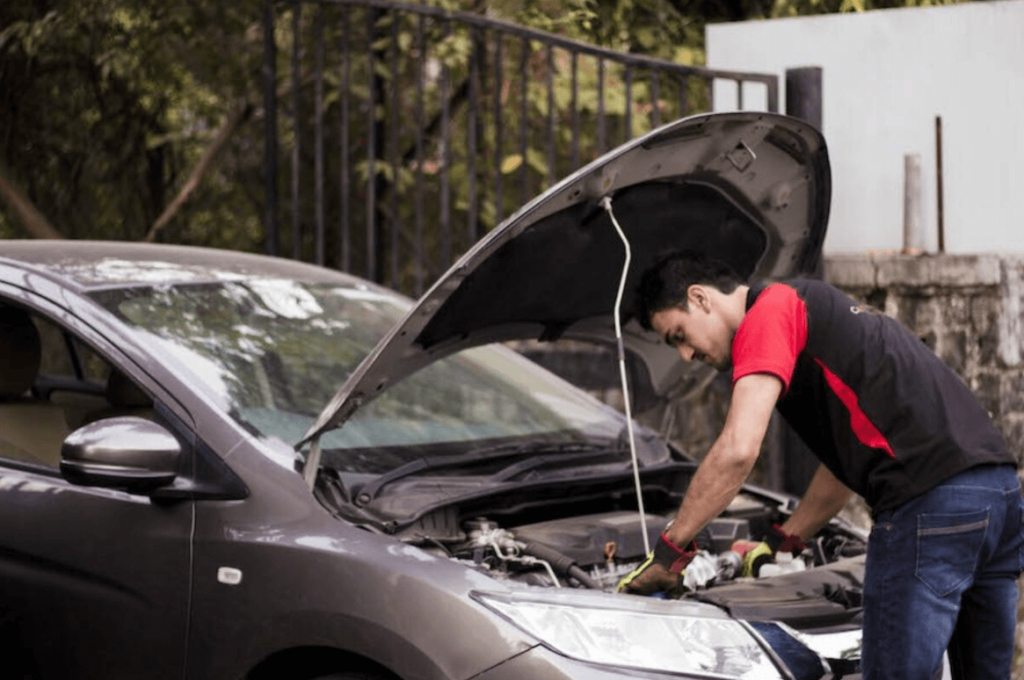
600,196,651,555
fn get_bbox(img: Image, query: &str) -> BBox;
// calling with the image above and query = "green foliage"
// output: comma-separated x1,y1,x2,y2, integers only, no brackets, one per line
0,0,985,287
765,0,974,16
0,0,265,247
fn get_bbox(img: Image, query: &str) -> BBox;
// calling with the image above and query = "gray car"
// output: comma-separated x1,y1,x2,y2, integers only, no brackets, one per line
0,111,866,680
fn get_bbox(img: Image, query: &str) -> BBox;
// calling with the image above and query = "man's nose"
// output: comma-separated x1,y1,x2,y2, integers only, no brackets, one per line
677,345,695,362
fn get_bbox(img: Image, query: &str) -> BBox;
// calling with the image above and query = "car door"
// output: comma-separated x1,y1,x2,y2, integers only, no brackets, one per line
0,289,193,680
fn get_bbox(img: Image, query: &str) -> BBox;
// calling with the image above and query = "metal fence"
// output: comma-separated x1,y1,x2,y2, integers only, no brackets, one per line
263,0,779,296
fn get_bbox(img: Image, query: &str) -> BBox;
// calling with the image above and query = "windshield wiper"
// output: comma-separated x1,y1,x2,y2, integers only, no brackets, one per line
351,439,617,507
488,449,627,482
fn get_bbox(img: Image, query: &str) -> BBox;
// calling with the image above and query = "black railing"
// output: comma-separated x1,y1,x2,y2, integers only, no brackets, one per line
263,0,779,296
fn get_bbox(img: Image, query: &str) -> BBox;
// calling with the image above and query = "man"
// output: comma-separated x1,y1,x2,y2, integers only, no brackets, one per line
617,251,1023,680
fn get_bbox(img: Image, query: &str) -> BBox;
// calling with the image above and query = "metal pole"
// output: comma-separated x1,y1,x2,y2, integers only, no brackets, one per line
290,1,302,260
340,5,351,272
936,116,945,254
780,66,825,498
765,78,779,114
467,27,480,245
440,20,452,268
903,153,924,254
493,34,504,226
785,67,822,131
546,44,555,187
263,0,279,256
571,52,579,170
597,59,606,153
366,8,379,282
678,74,688,118
624,66,633,141
519,37,529,205
389,11,400,285
650,70,660,129
414,14,426,292
314,4,325,266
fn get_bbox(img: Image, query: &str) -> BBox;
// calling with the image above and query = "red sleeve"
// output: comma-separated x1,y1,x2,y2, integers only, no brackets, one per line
731,284,808,391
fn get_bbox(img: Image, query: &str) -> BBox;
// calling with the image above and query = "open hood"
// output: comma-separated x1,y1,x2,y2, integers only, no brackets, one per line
300,111,830,447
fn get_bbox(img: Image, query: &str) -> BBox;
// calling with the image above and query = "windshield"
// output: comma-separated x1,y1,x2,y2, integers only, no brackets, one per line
90,279,628,473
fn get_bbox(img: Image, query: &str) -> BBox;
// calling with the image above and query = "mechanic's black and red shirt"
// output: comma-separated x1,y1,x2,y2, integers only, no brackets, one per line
734,279,1012,514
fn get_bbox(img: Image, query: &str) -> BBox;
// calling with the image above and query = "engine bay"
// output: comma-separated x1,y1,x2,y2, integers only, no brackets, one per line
317,452,869,630
419,490,867,602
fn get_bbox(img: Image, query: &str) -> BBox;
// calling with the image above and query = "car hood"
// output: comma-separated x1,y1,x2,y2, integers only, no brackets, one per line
300,111,830,446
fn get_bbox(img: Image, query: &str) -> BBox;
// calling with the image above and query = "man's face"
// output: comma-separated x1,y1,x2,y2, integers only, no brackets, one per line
650,288,733,372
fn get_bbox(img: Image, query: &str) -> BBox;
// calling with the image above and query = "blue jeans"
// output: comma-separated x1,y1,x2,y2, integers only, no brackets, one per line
862,464,1024,680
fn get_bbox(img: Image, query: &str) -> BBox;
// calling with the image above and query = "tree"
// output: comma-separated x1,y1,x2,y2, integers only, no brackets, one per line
0,0,265,249
0,0,981,257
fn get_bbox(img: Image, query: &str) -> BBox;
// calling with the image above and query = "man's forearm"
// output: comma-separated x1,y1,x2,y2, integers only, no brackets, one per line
779,464,853,540
663,439,758,546
662,374,782,547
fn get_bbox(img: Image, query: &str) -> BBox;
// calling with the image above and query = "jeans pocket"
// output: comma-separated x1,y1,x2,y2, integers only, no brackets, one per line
916,509,989,597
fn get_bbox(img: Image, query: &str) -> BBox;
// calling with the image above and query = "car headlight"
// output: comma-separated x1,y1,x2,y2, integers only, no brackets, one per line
472,590,785,679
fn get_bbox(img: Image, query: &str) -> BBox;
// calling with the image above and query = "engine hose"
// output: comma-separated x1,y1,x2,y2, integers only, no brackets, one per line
523,541,602,590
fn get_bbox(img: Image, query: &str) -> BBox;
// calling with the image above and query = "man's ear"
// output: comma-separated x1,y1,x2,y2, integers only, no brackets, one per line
686,285,711,313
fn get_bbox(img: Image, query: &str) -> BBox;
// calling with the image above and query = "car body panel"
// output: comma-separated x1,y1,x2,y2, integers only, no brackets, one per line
0,277,197,679
0,464,193,679
0,244,541,680
302,111,830,444
184,506,536,680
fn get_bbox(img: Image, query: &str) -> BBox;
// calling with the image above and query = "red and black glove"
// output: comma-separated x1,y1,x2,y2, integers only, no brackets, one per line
616,532,699,596
730,524,806,578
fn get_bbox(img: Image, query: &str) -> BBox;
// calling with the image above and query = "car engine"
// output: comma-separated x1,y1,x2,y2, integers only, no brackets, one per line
438,495,867,594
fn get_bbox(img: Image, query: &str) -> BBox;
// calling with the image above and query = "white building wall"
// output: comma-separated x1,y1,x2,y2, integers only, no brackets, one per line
706,1,1024,255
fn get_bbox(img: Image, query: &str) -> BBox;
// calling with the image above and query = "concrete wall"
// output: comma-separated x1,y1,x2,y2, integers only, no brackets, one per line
825,252,1024,461
705,1,1024,256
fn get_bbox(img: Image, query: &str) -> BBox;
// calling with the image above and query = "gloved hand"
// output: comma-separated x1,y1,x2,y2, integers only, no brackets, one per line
731,524,806,578
680,551,719,591
616,532,699,597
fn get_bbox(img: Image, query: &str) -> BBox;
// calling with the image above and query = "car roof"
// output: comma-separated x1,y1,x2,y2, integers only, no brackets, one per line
0,241,371,292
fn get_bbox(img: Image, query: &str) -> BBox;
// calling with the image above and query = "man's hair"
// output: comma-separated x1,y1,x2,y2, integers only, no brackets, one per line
636,251,743,330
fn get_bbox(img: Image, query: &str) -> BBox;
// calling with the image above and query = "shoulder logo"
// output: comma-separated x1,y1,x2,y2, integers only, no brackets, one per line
849,304,881,316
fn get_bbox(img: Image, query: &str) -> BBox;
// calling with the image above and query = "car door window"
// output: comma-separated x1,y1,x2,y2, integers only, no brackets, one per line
36,315,110,383
0,305,151,470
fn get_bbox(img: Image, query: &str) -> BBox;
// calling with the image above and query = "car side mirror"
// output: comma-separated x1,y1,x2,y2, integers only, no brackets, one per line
60,416,182,493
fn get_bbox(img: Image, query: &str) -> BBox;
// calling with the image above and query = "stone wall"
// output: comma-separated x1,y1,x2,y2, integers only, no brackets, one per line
826,253,1024,465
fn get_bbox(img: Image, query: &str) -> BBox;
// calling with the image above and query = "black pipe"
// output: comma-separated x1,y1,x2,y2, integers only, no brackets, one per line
522,541,602,590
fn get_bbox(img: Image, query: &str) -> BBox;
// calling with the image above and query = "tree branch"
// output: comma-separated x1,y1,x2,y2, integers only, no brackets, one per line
0,163,63,239
142,65,314,244
144,101,254,242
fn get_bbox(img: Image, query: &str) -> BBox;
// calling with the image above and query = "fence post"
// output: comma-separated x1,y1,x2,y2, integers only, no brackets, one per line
777,66,824,497
785,67,822,131
263,0,278,256
935,116,945,253
903,153,924,254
